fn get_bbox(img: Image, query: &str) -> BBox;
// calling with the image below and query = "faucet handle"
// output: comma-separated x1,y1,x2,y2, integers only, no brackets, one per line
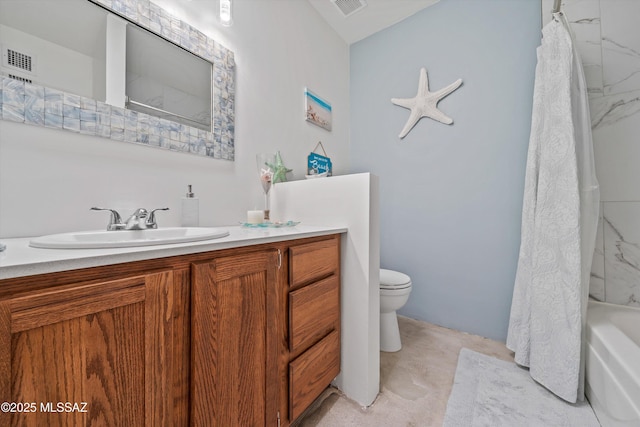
147,207,169,229
91,207,125,231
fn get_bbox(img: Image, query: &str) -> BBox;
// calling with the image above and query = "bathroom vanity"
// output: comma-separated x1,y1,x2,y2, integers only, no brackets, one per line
0,226,344,426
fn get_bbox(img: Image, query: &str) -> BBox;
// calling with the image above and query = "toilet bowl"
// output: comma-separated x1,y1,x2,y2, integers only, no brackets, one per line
380,269,412,352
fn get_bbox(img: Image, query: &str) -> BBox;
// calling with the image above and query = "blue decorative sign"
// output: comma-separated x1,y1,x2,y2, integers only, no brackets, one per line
307,152,332,175
307,141,332,176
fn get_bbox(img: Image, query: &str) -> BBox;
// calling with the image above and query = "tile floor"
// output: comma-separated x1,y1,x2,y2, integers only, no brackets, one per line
299,316,514,426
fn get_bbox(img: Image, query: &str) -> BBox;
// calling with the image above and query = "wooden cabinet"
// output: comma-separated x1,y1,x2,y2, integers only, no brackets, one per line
0,234,341,427
191,249,280,426
287,236,341,422
190,236,341,426
0,270,174,426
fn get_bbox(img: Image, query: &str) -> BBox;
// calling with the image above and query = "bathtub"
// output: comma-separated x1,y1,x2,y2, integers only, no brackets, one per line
585,300,640,427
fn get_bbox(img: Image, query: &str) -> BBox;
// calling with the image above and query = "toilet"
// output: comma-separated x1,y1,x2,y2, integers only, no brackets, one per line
379,268,412,352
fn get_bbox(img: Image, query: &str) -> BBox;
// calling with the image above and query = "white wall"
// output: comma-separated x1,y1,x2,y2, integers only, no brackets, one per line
0,0,349,238
272,173,380,407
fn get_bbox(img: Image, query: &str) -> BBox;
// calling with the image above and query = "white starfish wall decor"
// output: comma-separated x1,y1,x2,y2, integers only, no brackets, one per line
391,67,463,138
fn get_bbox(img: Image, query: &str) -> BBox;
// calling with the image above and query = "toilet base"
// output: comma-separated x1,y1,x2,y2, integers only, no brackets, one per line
380,311,402,352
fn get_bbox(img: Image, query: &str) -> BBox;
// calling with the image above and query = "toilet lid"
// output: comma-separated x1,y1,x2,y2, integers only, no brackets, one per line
380,269,412,289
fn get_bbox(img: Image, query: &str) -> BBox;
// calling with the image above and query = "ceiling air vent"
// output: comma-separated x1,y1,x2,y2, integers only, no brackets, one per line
331,0,367,18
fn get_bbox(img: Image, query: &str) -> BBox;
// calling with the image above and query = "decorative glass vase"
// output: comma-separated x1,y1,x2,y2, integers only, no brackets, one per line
256,153,275,221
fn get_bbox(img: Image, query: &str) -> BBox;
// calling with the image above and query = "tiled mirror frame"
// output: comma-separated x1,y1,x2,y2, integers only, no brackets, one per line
0,0,235,160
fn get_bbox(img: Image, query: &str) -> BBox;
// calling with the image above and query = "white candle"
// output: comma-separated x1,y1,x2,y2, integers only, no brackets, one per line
247,210,264,224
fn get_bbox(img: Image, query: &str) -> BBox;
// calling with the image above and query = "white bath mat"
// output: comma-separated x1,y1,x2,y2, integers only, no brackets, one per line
443,348,601,427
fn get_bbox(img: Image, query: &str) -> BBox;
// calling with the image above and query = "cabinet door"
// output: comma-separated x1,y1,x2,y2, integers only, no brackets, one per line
191,250,279,427
0,270,175,427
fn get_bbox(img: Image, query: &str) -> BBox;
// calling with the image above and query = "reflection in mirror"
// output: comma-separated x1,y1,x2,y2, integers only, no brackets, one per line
0,0,108,100
0,0,235,160
126,24,212,132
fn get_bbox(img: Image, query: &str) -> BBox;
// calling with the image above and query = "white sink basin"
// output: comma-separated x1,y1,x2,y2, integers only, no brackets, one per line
29,227,230,249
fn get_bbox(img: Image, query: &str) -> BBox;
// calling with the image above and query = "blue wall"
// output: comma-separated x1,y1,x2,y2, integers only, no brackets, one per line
350,0,541,341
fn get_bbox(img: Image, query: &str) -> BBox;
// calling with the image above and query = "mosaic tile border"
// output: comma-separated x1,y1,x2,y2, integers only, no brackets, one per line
0,0,235,160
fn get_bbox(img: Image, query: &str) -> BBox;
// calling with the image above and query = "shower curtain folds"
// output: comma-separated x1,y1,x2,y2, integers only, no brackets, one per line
506,13,600,404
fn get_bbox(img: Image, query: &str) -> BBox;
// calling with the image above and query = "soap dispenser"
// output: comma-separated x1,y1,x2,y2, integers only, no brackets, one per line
181,185,199,227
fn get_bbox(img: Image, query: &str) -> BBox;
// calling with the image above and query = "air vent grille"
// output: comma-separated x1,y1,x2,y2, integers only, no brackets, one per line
331,0,367,17
8,73,32,84
7,49,32,72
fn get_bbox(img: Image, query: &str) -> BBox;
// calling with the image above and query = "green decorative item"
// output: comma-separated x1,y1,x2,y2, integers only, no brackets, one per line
268,151,292,184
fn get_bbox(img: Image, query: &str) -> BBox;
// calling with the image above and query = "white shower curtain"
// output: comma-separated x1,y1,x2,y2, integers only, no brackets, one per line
506,13,600,403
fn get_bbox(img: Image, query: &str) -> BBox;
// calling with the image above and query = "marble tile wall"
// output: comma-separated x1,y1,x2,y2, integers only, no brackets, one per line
0,0,235,160
544,0,640,306
601,203,640,305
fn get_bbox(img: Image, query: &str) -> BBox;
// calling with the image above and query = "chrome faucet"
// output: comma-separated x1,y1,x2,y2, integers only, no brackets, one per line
124,208,150,230
91,207,169,231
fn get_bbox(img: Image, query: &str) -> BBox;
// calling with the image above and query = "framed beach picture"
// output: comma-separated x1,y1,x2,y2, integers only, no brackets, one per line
305,88,332,131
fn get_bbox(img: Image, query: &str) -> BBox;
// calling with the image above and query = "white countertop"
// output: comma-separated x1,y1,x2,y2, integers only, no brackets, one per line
0,225,347,280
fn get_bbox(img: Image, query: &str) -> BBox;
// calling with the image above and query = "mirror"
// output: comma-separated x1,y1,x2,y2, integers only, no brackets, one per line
0,0,235,160
0,0,108,99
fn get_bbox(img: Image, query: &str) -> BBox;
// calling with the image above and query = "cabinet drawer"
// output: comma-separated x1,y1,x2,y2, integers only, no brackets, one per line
289,275,339,354
289,238,339,289
289,330,340,421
